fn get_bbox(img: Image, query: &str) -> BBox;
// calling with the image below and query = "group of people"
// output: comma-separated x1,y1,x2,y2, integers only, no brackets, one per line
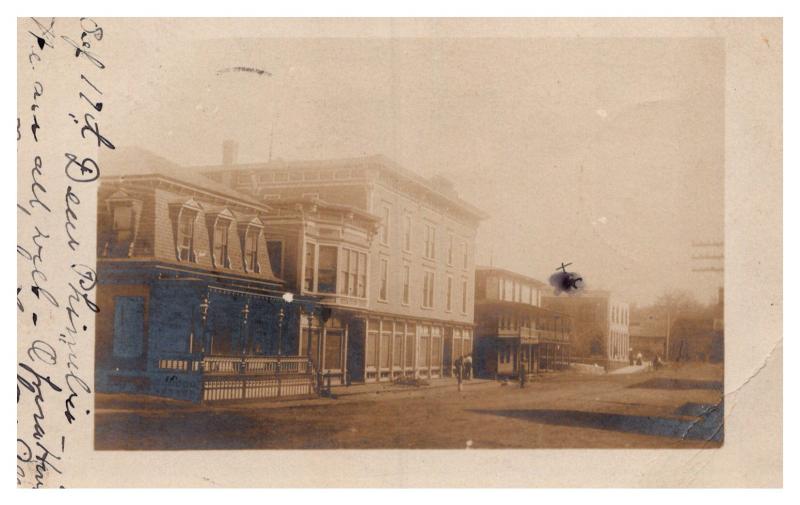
454,354,473,384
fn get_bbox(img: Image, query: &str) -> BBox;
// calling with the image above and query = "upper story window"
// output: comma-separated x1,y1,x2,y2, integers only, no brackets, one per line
461,277,468,313
103,191,143,258
169,198,202,263
304,242,316,291
112,205,134,244
402,264,410,305
206,209,235,269
243,229,260,273
447,234,454,266
317,245,338,293
422,270,435,308
379,258,389,301
424,223,436,260
380,205,390,245
213,220,231,268
462,241,468,269
238,216,264,274
402,213,412,252
339,247,367,298
177,210,197,262
446,275,453,311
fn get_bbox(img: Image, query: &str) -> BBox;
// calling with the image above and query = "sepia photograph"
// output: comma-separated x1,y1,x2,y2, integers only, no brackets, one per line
92,26,724,451
15,14,782,488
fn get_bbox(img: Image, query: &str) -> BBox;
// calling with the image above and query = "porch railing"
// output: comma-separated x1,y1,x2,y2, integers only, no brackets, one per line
156,354,312,375
153,354,316,402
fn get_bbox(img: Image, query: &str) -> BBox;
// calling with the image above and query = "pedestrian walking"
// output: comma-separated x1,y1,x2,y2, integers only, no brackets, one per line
455,356,464,392
519,363,527,388
464,354,473,380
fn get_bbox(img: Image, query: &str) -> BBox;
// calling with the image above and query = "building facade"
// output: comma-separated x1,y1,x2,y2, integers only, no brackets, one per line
202,153,486,383
541,290,630,365
473,267,573,378
96,149,320,402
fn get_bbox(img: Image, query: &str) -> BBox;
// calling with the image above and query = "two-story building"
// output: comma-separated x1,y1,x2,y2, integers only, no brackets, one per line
541,290,630,366
201,151,487,383
96,148,324,402
473,267,573,378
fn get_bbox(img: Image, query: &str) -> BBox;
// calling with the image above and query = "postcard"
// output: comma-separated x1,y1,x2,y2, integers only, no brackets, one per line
16,17,782,487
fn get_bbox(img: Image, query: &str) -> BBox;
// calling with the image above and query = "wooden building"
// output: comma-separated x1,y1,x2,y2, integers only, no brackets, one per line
473,267,573,378
96,148,321,402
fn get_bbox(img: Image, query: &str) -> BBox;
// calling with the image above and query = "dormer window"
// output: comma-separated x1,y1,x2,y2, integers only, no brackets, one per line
169,198,202,263
238,216,264,274
177,211,196,261
244,229,259,272
205,208,235,269
214,220,231,267
103,190,142,258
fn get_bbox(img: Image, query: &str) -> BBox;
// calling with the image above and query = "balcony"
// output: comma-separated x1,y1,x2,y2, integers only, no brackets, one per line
495,326,569,344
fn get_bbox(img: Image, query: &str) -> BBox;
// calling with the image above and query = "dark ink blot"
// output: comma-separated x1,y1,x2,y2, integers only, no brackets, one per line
82,325,87,331
31,285,40,298
549,262,585,295
32,313,38,326
37,37,45,50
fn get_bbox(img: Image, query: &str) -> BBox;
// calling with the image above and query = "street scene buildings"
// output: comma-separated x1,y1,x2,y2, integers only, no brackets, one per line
90,30,727,451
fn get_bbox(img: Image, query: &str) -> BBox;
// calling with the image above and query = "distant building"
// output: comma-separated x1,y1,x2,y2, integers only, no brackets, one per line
473,267,573,378
541,290,630,365
201,150,487,383
629,317,667,360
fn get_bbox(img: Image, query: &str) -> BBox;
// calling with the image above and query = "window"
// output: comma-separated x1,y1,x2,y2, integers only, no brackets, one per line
405,324,415,368
243,228,261,273
111,205,134,255
422,270,435,308
424,223,436,259
379,258,389,301
112,297,145,358
318,245,338,293
357,252,367,297
304,242,316,291
267,240,283,277
418,325,431,367
462,242,469,269
446,276,453,311
213,220,231,268
177,209,196,262
447,234,454,265
380,205,390,245
402,265,410,305
403,213,412,251
503,278,513,302
462,278,468,313
339,248,367,298
431,326,441,367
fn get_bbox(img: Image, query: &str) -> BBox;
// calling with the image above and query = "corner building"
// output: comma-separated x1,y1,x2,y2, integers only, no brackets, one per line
202,154,487,383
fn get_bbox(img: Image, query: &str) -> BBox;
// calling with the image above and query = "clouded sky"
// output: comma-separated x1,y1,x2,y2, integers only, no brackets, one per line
103,21,725,306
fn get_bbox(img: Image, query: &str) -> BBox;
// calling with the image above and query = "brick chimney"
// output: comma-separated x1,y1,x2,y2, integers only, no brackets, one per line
222,140,239,166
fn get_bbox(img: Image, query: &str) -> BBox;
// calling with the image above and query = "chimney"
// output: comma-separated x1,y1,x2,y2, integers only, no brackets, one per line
222,140,239,166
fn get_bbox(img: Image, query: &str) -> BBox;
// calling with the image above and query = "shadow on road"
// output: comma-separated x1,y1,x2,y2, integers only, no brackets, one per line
628,378,723,391
469,403,723,443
